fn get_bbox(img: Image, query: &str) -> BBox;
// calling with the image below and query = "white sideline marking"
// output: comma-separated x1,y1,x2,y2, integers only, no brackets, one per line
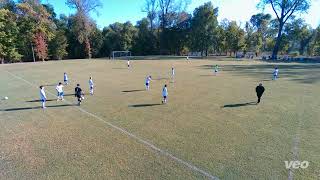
5,70,219,180
288,98,304,180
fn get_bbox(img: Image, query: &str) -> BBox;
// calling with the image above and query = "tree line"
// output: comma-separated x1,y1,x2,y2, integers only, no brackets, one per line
0,0,320,63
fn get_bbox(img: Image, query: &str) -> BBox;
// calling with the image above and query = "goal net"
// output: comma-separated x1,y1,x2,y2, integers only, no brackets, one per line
112,51,131,60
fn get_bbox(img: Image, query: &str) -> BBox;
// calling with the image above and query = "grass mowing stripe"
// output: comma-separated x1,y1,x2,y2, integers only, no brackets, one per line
5,70,219,180
288,86,306,180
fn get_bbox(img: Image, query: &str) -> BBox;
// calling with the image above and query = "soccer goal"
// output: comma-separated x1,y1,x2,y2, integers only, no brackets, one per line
112,51,132,60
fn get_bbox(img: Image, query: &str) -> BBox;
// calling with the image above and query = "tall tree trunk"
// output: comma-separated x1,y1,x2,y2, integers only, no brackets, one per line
272,22,284,60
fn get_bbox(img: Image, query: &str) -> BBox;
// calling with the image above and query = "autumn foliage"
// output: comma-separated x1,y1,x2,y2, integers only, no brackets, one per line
33,31,48,61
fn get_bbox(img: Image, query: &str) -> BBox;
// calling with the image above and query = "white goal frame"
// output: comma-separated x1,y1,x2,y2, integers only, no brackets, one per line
112,51,132,60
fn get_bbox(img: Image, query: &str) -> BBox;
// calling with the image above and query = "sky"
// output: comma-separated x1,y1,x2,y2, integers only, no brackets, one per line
45,0,320,29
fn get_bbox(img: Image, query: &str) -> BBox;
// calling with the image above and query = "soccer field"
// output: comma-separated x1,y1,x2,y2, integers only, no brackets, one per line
0,58,319,179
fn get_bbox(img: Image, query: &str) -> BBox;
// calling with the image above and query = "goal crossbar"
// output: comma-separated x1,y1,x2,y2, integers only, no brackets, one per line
112,51,131,60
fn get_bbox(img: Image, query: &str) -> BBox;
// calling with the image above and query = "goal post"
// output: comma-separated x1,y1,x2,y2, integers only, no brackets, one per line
112,51,132,60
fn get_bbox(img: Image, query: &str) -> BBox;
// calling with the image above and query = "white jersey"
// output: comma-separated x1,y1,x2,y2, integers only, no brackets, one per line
274,69,279,75
64,74,68,81
146,76,151,84
162,87,168,97
127,60,130,65
56,85,64,93
40,89,46,100
172,69,175,76
89,79,94,87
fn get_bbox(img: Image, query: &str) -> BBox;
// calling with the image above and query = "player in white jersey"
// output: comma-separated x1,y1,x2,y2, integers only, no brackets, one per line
39,86,47,109
89,77,94,95
127,59,130,69
171,67,175,79
55,82,64,101
145,76,152,90
162,84,168,104
64,73,68,85
273,67,279,80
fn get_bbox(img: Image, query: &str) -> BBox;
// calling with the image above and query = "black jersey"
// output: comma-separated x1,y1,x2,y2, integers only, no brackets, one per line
75,87,82,97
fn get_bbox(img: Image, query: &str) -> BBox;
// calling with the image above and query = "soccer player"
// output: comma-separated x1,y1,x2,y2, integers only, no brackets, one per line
214,65,219,76
75,84,83,106
256,83,265,104
162,84,168,104
64,73,68,85
55,82,64,101
127,59,130,69
145,75,152,90
273,67,279,80
89,77,94,95
171,67,175,80
40,86,47,109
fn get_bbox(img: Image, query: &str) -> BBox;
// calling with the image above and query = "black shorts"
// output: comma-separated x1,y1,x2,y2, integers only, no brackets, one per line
146,83,149,86
163,96,167,99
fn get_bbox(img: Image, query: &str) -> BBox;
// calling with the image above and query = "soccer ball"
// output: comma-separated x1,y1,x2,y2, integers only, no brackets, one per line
4,97,8,100
81,96,85,100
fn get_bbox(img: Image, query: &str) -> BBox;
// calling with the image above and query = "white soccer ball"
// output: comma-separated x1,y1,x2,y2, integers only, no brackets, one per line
81,96,85,100
4,97,8,100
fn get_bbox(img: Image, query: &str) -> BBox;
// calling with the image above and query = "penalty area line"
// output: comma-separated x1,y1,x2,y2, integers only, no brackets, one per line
5,70,219,180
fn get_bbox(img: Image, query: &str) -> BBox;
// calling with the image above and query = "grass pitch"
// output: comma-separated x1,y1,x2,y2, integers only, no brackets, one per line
0,58,319,179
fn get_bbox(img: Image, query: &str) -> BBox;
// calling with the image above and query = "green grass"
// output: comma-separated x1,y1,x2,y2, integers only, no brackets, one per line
0,58,319,179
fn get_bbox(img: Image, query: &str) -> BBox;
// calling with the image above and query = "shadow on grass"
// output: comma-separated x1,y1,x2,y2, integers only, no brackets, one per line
199,64,320,84
43,84,56,87
112,68,128,69
64,93,89,96
154,78,169,81
26,99,57,103
129,103,162,108
261,79,272,82
200,74,216,77
64,93,76,96
222,102,257,108
1,104,76,112
122,89,145,93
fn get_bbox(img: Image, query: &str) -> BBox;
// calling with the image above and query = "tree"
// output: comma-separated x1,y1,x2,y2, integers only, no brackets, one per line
215,25,227,55
250,13,271,51
33,31,48,61
49,29,68,60
166,12,191,55
311,26,320,56
66,0,102,59
90,26,103,58
133,18,158,55
158,0,190,53
225,21,245,56
16,0,55,62
190,2,218,56
101,22,137,57
142,0,158,31
0,9,22,63
284,18,313,55
258,0,311,59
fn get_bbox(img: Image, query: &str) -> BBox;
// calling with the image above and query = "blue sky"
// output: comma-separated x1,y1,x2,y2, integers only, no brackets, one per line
46,0,320,28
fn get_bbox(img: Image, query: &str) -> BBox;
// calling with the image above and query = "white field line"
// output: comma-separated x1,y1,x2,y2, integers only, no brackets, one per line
5,70,219,180
288,95,305,180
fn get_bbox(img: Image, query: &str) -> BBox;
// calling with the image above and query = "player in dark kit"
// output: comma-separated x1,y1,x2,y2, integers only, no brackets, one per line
256,83,265,104
75,84,83,105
